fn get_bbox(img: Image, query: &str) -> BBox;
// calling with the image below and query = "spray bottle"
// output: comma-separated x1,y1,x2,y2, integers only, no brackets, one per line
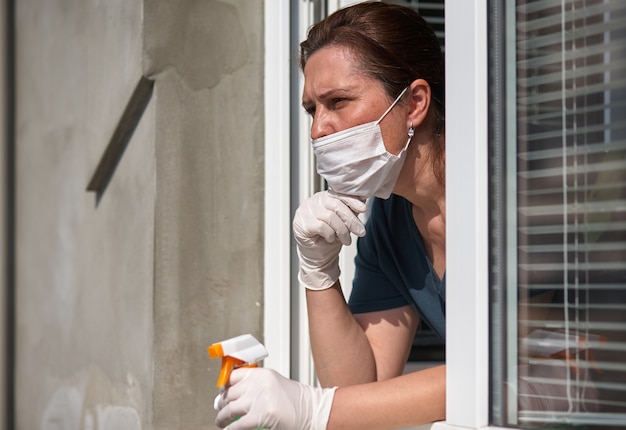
208,334,268,412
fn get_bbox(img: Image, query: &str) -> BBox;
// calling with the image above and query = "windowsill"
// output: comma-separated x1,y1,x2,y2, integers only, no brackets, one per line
402,422,512,430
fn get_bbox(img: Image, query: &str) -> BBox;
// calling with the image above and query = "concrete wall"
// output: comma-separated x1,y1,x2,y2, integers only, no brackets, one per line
13,0,264,428
145,1,265,428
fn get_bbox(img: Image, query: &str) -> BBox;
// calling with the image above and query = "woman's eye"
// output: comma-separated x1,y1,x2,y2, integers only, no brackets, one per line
330,98,345,108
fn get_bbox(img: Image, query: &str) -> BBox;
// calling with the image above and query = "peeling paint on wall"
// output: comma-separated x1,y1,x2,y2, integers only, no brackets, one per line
144,0,250,91
41,385,83,430
84,405,141,430
40,367,145,430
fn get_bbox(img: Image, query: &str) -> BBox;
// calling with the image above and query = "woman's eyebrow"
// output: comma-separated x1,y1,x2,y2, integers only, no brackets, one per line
302,88,353,108
318,88,352,100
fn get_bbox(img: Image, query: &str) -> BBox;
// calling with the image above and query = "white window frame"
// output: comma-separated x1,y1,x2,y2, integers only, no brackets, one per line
265,0,499,428
263,0,291,378
441,0,490,428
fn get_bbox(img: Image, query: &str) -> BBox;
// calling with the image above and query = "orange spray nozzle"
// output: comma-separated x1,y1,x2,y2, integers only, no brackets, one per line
208,334,268,388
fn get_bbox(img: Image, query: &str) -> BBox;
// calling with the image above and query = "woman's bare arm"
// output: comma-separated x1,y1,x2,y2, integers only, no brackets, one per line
306,282,420,387
327,364,446,430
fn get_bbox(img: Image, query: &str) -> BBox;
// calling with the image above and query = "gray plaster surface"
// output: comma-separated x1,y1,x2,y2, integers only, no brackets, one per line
14,0,265,428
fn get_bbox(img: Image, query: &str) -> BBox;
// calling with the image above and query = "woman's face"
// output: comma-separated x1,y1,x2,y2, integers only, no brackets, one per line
302,45,408,155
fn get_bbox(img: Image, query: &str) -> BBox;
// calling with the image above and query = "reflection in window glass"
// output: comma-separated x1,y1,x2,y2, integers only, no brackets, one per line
490,1,626,428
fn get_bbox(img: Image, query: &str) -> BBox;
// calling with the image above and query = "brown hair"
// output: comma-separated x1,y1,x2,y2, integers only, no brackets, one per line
300,1,445,183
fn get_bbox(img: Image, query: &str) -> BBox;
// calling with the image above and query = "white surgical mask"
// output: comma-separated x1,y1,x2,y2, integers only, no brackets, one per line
312,87,411,199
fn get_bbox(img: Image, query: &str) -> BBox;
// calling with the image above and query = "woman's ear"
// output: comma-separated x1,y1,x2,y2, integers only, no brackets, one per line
407,79,432,127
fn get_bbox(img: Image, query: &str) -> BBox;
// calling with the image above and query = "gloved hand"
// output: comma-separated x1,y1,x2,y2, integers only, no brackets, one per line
215,368,337,430
292,191,367,290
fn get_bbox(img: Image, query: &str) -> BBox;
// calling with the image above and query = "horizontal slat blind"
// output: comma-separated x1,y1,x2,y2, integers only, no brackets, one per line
387,0,445,48
514,0,626,426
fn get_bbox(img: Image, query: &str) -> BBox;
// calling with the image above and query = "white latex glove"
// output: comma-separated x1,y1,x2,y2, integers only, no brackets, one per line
292,191,367,290
215,368,337,430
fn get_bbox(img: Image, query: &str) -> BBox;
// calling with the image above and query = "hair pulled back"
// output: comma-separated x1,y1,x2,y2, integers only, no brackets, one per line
300,1,445,182
300,2,444,126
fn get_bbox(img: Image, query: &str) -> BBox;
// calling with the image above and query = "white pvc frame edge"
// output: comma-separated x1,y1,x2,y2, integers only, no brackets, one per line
443,0,490,428
265,0,496,427
263,1,291,378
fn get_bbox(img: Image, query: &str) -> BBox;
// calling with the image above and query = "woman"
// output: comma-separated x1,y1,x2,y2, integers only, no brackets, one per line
216,3,446,429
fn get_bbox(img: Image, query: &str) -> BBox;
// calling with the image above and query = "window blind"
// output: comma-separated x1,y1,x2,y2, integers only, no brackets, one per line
506,0,626,427
386,0,444,49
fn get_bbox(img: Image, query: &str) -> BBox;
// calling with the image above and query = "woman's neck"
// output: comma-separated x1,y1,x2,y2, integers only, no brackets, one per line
411,203,446,279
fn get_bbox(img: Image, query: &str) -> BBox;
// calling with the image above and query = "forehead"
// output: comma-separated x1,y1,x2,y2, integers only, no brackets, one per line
302,45,379,100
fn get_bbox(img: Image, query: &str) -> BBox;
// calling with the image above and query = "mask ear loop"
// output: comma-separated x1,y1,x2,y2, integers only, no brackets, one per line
403,121,414,150
375,86,409,125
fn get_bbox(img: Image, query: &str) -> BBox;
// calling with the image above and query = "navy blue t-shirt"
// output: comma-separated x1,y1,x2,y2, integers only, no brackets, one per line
348,194,446,341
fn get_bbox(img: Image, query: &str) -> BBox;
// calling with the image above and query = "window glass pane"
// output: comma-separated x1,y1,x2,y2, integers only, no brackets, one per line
385,0,445,48
491,0,626,428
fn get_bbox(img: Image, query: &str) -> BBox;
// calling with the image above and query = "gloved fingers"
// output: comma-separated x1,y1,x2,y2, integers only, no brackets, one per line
328,206,365,239
216,368,258,411
329,191,368,214
222,413,263,430
294,191,366,244
215,399,247,429
215,371,254,428
320,193,366,239
293,211,342,244
216,367,334,430
217,383,247,411
228,367,253,385
308,194,362,244
314,209,355,246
